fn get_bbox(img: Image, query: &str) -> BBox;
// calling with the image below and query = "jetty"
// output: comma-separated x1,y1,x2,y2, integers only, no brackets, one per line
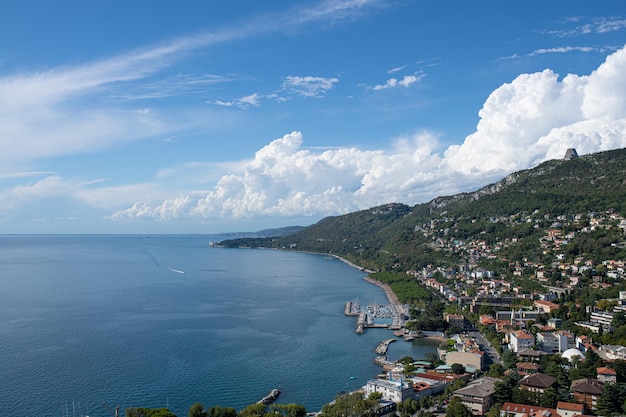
257,389,281,405
356,313,366,334
344,301,360,316
375,339,396,355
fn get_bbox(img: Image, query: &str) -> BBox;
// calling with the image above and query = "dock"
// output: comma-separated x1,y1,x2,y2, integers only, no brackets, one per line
346,300,406,334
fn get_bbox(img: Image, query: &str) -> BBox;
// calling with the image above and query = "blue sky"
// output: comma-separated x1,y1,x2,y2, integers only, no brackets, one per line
1,1,626,234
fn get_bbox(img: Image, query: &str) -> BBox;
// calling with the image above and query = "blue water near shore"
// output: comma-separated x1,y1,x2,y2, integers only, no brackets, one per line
0,235,439,417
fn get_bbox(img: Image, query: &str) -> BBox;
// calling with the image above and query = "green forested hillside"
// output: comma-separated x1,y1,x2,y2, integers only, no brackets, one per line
219,148,626,272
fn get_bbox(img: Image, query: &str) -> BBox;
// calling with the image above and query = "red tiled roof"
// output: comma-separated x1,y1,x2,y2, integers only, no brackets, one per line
597,367,617,375
501,402,558,417
514,330,534,339
557,402,584,412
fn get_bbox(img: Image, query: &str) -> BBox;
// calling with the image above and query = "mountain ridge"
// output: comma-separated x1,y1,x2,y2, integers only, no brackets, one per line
219,147,626,272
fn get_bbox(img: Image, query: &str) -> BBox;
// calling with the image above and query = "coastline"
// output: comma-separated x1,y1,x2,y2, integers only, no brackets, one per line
362,275,400,306
330,255,449,343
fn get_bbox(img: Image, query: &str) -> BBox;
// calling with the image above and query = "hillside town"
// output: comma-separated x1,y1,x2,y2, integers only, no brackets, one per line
358,208,626,417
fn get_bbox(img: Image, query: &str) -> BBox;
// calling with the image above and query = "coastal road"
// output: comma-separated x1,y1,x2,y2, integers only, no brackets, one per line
467,330,502,366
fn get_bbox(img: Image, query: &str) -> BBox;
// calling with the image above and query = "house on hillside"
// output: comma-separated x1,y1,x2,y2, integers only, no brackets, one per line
516,362,540,376
499,403,558,417
570,378,604,411
452,377,500,415
519,373,557,394
597,367,617,384
556,401,586,417
509,330,535,353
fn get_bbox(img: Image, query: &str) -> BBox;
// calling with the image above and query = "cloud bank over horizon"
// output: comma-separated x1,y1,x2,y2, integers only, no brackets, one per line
111,45,626,223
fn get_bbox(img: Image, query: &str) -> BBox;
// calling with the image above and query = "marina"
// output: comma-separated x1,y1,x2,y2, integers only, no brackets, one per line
345,299,407,334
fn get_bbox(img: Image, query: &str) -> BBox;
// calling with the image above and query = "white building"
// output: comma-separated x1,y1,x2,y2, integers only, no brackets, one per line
509,330,535,353
537,330,575,353
590,310,614,332
364,378,413,403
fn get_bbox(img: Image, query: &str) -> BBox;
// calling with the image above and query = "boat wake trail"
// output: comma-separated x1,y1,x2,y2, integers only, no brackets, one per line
168,268,185,274
145,250,161,268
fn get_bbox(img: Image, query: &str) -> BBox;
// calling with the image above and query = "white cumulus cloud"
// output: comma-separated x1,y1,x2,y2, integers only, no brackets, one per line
281,76,339,97
373,74,424,90
113,44,626,223
445,44,626,175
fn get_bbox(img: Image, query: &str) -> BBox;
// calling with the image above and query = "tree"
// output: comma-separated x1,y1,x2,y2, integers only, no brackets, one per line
188,403,207,417
500,350,518,370
238,404,266,417
445,397,473,417
318,392,378,417
597,382,626,416
270,404,307,417
397,398,420,417
493,373,520,405
612,361,626,383
126,409,177,417
540,387,559,408
368,392,383,401
486,363,505,378
207,406,236,417
451,363,466,375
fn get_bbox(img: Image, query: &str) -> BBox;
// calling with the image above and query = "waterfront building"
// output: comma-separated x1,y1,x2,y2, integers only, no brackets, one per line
364,377,413,403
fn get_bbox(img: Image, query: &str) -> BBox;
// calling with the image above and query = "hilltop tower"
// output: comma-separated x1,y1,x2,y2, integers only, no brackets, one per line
564,148,578,160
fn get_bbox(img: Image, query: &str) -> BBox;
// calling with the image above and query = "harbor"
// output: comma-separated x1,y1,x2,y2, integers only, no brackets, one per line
344,300,407,334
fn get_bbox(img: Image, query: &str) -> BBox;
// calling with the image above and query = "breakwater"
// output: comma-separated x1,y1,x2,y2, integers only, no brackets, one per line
375,339,396,355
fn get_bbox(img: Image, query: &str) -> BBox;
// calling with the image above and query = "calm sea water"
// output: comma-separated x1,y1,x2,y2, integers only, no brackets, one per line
0,235,439,417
